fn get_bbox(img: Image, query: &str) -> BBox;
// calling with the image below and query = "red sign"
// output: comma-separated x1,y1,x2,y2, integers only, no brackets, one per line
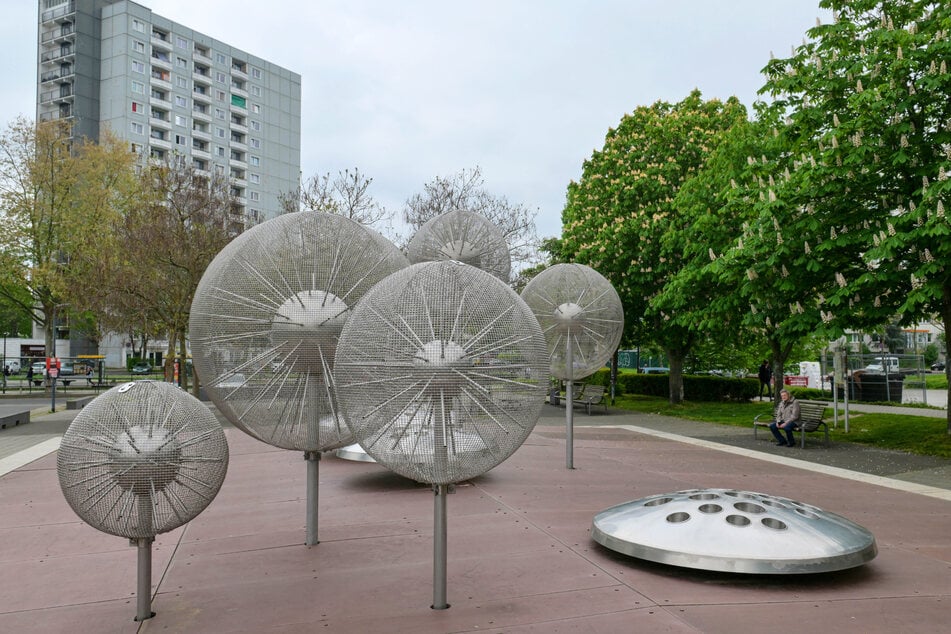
783,375,808,386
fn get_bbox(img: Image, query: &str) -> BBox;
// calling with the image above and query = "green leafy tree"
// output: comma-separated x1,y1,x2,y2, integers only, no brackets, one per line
561,90,747,403
760,0,951,430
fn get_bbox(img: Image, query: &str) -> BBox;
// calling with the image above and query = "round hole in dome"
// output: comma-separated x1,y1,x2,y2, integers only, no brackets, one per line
761,517,788,530
645,497,673,507
689,493,719,500
734,502,766,514
795,508,820,520
725,514,751,527
666,512,690,523
698,504,722,514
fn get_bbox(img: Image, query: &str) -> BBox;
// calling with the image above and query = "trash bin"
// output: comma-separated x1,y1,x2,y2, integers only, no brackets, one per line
849,372,903,402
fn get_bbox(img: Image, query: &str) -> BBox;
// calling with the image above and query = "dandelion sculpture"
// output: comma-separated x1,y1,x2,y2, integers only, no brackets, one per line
406,209,511,281
520,263,624,468
189,211,408,544
57,381,229,621
334,261,547,609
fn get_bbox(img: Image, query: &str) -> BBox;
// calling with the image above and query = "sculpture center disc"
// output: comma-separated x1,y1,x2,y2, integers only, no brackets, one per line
440,240,483,266
414,340,470,367
270,290,350,373
110,425,182,493
554,302,584,332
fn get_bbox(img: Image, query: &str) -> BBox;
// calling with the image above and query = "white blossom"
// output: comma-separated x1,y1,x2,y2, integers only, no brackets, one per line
835,272,847,287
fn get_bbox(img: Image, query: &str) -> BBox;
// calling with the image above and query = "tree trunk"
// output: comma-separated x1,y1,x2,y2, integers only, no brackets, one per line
666,348,685,404
178,331,189,391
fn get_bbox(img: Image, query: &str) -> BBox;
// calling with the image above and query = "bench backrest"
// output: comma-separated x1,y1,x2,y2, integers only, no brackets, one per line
796,400,828,432
582,385,605,401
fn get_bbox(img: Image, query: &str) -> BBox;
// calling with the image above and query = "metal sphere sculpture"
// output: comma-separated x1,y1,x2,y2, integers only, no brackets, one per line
57,381,229,621
189,211,408,453
333,260,547,608
520,263,624,468
406,209,511,282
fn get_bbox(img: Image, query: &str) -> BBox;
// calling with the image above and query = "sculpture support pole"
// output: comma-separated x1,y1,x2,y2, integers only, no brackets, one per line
565,336,574,469
432,483,449,610
305,451,320,546
134,495,155,621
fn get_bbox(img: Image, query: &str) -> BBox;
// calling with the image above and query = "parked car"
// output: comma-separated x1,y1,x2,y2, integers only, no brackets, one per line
932,361,946,372
131,362,153,374
31,361,47,375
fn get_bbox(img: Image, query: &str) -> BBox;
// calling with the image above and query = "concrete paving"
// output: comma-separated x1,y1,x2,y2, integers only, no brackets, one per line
0,401,949,633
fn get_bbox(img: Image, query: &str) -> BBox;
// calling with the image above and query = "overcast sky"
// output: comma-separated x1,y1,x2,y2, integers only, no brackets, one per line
1,1,828,239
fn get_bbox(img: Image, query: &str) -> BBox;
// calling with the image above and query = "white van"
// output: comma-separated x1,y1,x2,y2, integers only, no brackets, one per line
865,356,900,373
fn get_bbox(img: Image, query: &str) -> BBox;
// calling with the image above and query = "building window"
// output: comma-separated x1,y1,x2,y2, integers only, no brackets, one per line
176,76,188,88
216,71,226,83
193,121,208,133
132,19,145,33
193,102,208,115
251,67,262,80
174,114,187,126
150,129,166,141
251,104,260,114
176,36,188,49
175,95,187,108
230,150,245,161
194,84,208,96
193,158,206,170
250,120,260,131
131,142,142,154
216,127,226,138
131,80,145,94
215,164,225,175
151,88,167,101
215,146,225,157
195,44,209,58
216,90,226,101
214,108,226,120
249,138,260,149
130,122,144,135
249,191,260,202
132,60,145,74
250,173,260,184
193,138,207,151
133,40,145,53
232,78,245,90
250,156,260,166
175,134,187,146
216,52,227,64
251,85,261,97
131,101,143,113
176,56,188,68
150,147,165,160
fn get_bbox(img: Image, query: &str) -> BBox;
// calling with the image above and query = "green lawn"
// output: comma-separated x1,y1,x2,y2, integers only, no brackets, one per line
608,393,951,459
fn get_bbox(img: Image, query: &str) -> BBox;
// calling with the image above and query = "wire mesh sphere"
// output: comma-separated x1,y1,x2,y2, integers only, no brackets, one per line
57,381,229,540
520,263,624,380
406,210,511,281
333,261,547,484
189,211,409,452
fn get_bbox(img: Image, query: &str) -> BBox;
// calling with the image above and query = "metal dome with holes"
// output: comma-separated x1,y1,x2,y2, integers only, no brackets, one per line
592,489,877,574
189,211,409,452
333,260,547,484
57,381,229,539
520,263,624,380
406,210,511,282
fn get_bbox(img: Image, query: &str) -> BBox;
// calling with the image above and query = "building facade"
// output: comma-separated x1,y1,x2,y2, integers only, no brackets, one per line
36,0,302,226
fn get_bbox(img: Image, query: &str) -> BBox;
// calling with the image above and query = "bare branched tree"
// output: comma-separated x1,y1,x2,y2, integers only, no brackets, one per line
402,166,540,271
279,167,391,228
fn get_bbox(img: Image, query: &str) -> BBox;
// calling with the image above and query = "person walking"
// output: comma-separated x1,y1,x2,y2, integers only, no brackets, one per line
758,360,773,400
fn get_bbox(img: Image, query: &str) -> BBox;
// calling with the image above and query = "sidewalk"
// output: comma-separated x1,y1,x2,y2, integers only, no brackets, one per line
0,403,949,632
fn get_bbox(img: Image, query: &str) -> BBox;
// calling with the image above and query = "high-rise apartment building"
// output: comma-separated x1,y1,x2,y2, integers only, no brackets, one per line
36,0,301,226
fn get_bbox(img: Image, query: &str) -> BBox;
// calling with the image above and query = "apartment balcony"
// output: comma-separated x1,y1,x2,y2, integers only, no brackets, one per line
191,147,211,161
229,156,247,169
40,67,74,83
39,106,72,122
192,70,212,86
149,115,172,130
39,85,73,104
40,25,74,45
191,107,212,123
229,120,248,135
149,136,172,151
191,126,211,140
150,53,172,71
229,139,248,152
40,47,74,65
230,84,248,99
150,75,172,91
150,32,172,51
41,2,75,24
193,46,212,61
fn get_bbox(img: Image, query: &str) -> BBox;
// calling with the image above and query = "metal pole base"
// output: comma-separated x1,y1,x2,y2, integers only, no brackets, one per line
133,537,156,621
305,451,320,546
431,484,450,610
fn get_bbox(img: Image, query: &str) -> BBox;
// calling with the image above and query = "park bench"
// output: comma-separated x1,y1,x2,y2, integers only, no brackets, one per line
572,384,608,415
753,399,830,448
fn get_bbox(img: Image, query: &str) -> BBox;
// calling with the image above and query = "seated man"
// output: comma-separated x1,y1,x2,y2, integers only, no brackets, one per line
768,389,801,447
